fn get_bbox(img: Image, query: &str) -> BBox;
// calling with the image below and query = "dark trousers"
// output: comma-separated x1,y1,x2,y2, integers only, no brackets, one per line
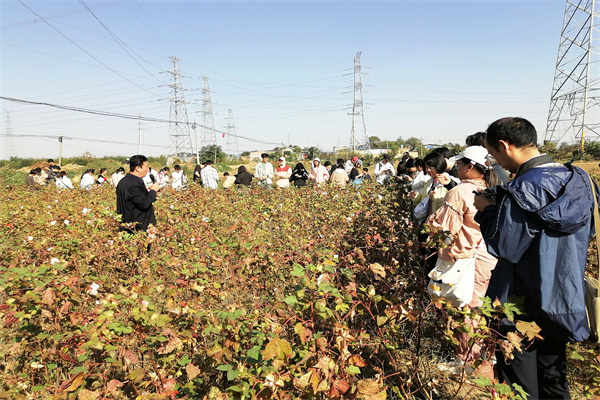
495,336,570,399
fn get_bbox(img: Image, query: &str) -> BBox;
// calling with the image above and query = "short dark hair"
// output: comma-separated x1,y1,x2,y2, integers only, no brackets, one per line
174,164,182,171
129,155,147,172
423,152,447,174
224,172,230,176
466,132,486,147
486,117,537,150
414,158,424,169
431,147,453,159
47,159,54,163
405,158,416,169
261,153,269,159
337,158,344,164
116,167,125,173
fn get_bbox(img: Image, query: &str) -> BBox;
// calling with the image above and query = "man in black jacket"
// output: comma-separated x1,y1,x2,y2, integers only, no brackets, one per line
116,155,160,232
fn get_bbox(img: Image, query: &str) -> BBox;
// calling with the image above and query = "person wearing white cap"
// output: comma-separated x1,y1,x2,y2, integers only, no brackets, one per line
275,157,292,188
309,158,329,184
426,145,498,360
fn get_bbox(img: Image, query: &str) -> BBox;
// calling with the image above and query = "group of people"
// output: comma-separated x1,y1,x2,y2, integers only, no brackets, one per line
399,117,594,400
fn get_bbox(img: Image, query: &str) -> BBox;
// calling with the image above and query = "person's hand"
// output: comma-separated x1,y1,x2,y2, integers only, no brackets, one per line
149,182,160,192
436,173,450,185
473,194,494,211
428,190,435,200
408,190,418,199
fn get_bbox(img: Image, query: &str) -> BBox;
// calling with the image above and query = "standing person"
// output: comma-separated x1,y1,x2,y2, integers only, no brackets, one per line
275,157,292,188
116,154,160,232
157,167,171,188
309,158,329,184
330,158,349,187
475,117,593,399
255,153,273,187
201,160,219,189
55,171,74,190
345,156,358,173
96,168,108,185
171,165,187,190
234,165,253,186
111,167,125,187
79,169,95,190
289,162,309,187
143,165,159,188
374,154,396,185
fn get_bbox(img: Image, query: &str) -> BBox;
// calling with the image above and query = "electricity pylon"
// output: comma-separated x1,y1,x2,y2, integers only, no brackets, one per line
349,51,371,152
201,76,217,152
2,109,15,159
545,0,600,147
137,115,147,155
166,56,194,159
225,109,240,156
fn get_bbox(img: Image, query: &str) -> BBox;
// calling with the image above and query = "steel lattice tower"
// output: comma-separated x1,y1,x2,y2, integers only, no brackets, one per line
225,109,240,156
2,109,15,159
545,0,600,144
166,56,194,159
349,51,371,152
137,115,147,155
201,76,217,151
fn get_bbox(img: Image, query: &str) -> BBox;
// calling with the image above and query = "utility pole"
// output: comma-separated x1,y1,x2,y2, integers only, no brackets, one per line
166,56,194,160
137,115,147,155
545,0,600,150
58,135,63,167
2,109,15,160
348,51,371,153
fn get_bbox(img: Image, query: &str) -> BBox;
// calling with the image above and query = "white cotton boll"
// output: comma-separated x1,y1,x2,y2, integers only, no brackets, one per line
50,220,56,225
27,236,33,241
202,217,210,222
317,274,324,285
64,220,70,225
50,258,60,265
82,208,91,214
88,283,100,296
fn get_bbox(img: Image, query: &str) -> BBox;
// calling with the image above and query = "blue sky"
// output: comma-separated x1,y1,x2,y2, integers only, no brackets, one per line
1,0,565,159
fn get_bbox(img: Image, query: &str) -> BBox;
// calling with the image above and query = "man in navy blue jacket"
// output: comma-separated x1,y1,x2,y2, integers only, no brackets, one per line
116,155,160,232
475,117,593,399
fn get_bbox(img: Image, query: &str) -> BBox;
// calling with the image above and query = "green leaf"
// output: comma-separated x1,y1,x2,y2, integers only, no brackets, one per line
227,369,239,381
178,355,191,366
346,365,361,374
283,295,298,306
291,265,305,277
472,376,493,388
216,364,232,371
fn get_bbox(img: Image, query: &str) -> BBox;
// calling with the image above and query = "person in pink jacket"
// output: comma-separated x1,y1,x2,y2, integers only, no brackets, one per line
426,145,498,364
309,158,329,184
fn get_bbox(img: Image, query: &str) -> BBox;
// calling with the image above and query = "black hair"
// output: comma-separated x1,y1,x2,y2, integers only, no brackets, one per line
414,158,424,169
98,168,107,175
323,161,331,167
405,158,416,169
116,167,125,173
486,117,537,150
337,158,344,164
396,161,407,175
459,157,498,188
129,155,148,172
466,132,486,147
60,171,67,176
174,164,182,171
363,167,369,172
423,152,447,175
431,147,453,159
34,167,42,173
293,162,306,171
224,172,230,176
47,159,54,163
261,153,269,159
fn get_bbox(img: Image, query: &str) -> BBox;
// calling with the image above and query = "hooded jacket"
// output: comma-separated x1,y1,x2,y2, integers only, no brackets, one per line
478,158,594,342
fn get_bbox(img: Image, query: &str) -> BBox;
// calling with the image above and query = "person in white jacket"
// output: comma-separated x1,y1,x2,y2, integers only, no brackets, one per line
255,153,274,187
374,154,396,185
55,171,74,190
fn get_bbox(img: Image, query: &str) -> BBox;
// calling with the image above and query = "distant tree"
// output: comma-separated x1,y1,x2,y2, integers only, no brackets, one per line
369,136,382,149
199,145,227,163
241,151,250,157
304,146,321,160
404,137,423,152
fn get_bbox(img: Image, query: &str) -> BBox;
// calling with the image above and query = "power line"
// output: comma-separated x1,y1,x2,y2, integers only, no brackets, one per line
0,96,282,146
16,0,160,97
